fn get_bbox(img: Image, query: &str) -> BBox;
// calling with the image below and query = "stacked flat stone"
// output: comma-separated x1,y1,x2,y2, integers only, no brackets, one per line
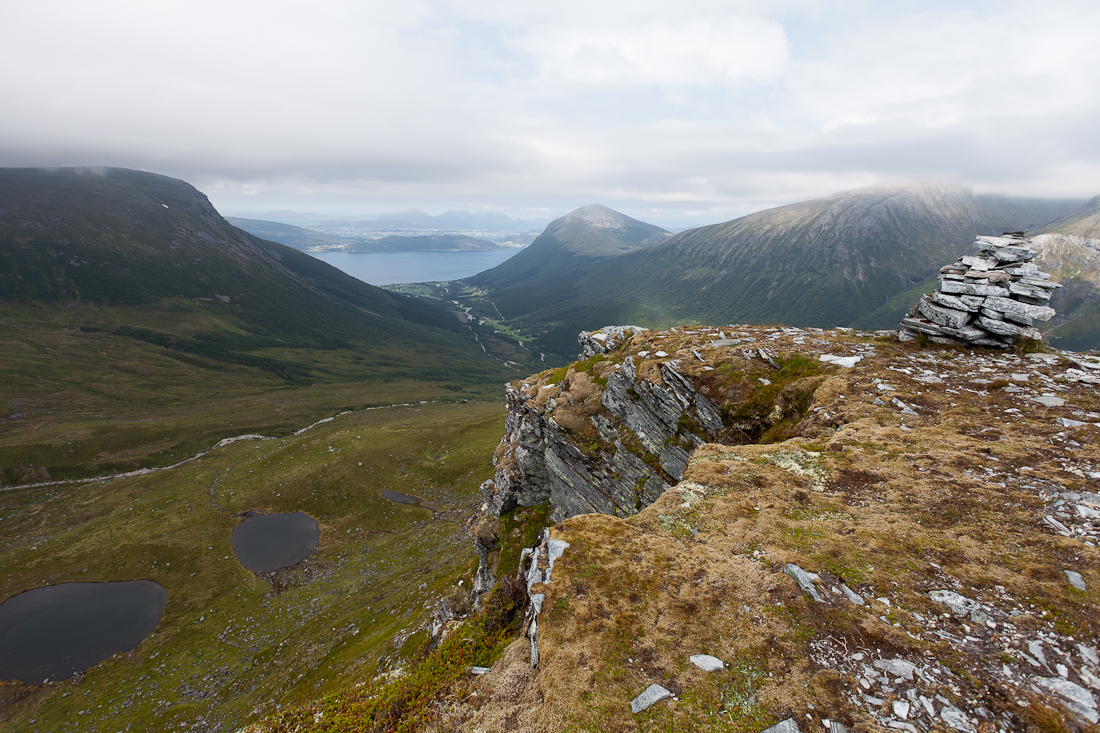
899,231,1061,348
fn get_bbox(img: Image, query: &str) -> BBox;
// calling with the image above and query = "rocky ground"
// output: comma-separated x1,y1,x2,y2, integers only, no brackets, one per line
437,325,1100,732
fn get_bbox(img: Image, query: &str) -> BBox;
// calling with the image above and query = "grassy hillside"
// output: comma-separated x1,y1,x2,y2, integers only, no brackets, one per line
0,400,506,732
0,168,526,730
0,167,527,483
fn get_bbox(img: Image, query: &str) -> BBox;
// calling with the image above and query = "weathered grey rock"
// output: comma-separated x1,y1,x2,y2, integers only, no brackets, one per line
918,300,971,329
968,269,1012,283
960,255,995,271
1056,417,1090,428
1032,676,1099,723
897,328,918,342
819,354,861,367
1010,283,1053,301
874,657,916,681
937,324,990,342
579,325,648,357
689,654,725,672
761,719,801,733
983,296,1055,323
977,317,1042,340
931,290,980,312
991,245,1036,262
630,683,671,713
1020,277,1061,289
785,563,823,602
1065,570,1087,591
1033,395,1066,407
840,584,865,605
939,702,977,732
929,589,979,616
939,279,1010,298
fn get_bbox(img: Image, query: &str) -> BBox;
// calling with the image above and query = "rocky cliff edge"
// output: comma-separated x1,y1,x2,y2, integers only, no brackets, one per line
451,324,1100,732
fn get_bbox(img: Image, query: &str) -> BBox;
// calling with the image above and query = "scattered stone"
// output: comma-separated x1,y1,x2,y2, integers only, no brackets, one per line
469,666,491,675
1056,417,1090,428
874,658,916,681
840,584,865,605
1032,677,1099,723
1034,395,1066,407
929,590,978,616
1065,570,1087,591
630,683,672,713
689,654,725,672
761,718,801,733
785,563,823,602
820,354,862,368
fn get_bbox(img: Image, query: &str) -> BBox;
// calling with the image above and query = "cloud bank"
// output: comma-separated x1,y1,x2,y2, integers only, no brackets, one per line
1,0,1096,226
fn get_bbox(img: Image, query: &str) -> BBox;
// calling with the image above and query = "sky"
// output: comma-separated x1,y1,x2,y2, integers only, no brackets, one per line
1,0,1098,228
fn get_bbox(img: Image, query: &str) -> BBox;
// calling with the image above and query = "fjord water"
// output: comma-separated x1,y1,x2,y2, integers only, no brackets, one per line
230,512,321,574
0,580,167,684
311,249,520,285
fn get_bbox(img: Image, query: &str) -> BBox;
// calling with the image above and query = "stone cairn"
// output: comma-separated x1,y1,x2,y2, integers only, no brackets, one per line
899,231,1061,348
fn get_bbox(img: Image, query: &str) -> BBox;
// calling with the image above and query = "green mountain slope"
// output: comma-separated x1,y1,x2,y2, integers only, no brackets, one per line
0,167,521,481
466,184,1081,355
464,204,669,324
0,167,507,375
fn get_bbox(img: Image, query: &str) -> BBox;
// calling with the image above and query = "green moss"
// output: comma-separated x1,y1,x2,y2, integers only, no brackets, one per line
496,503,554,581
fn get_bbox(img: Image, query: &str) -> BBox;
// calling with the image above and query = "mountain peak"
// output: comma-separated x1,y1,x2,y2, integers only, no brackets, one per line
540,204,670,256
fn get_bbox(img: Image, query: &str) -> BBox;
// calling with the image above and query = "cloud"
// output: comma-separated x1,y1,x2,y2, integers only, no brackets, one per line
0,0,1097,226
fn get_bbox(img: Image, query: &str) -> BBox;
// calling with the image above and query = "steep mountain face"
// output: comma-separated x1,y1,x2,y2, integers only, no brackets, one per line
467,184,1082,356
0,167,506,383
1040,195,1100,240
465,204,670,330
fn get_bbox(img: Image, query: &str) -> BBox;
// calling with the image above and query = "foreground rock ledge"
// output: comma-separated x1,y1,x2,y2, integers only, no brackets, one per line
444,324,1098,733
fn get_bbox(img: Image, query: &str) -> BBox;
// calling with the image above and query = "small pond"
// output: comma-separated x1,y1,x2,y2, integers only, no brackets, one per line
0,579,167,684
231,511,320,574
382,490,422,505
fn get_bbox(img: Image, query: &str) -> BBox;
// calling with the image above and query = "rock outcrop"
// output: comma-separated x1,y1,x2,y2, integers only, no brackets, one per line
901,232,1061,347
445,325,1100,733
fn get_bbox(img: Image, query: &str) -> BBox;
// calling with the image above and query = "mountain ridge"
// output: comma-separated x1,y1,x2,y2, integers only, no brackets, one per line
452,183,1086,356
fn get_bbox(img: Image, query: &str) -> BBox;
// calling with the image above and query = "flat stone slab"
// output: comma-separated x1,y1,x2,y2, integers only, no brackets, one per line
1066,570,1087,591
1033,395,1066,407
689,654,725,672
631,683,672,713
874,657,916,681
819,354,861,367
762,718,802,733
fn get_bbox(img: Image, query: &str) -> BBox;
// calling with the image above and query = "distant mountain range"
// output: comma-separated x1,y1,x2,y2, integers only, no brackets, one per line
459,184,1091,356
228,208,553,233
226,217,514,252
0,167,512,386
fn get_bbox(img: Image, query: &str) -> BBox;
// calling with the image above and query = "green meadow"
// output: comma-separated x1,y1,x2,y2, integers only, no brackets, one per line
0,398,504,731
0,308,512,731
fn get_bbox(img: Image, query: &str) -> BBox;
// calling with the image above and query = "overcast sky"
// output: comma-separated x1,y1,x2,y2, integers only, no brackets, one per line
2,0,1097,227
